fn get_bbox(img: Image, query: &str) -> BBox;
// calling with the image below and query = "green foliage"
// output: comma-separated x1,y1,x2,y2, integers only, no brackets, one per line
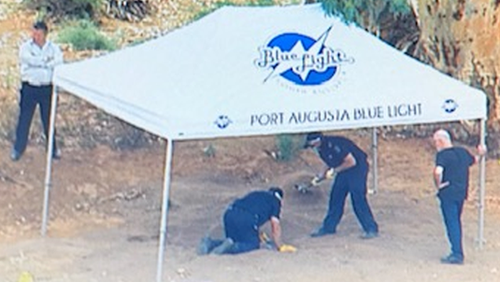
24,0,104,20
128,37,148,47
275,134,302,162
191,9,212,22
214,0,276,8
388,0,411,13
57,20,117,51
321,0,362,25
213,0,238,8
320,0,411,30
194,0,288,21
245,0,276,6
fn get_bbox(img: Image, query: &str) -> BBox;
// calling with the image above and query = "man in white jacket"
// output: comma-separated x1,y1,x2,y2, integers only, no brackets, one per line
11,21,63,161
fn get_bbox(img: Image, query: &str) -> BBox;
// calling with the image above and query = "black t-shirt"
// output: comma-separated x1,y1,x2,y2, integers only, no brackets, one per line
231,191,281,226
435,147,474,200
318,136,367,169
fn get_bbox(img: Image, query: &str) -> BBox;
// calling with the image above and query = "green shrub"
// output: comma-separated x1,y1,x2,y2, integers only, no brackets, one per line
275,134,302,162
57,20,117,51
24,0,103,20
250,0,276,6
214,0,277,8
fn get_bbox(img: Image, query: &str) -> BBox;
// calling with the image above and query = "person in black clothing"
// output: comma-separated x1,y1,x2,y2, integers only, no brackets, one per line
432,129,486,264
197,187,296,255
304,132,379,239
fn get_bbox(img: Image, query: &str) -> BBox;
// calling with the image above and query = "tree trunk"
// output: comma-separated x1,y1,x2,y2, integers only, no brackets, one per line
415,0,500,123
406,0,500,154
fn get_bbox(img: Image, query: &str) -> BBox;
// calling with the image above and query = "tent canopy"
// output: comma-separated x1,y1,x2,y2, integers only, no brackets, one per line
53,4,487,141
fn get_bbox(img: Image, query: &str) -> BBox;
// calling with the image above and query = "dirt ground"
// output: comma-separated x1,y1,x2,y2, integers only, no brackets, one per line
0,134,500,282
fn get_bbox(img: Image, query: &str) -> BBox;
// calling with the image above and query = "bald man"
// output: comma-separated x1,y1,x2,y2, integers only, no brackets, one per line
432,129,486,264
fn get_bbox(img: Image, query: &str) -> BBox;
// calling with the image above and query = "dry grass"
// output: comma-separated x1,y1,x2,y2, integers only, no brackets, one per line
0,97,17,141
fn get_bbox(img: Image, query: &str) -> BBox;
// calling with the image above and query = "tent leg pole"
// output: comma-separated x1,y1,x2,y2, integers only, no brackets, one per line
41,86,59,236
477,119,486,249
156,139,173,282
371,127,378,194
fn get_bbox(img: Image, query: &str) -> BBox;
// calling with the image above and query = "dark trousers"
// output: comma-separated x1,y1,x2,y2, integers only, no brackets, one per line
439,197,465,259
13,83,57,154
322,164,378,233
223,207,260,254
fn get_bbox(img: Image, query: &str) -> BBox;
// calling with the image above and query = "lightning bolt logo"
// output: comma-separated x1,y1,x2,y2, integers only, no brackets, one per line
255,26,353,87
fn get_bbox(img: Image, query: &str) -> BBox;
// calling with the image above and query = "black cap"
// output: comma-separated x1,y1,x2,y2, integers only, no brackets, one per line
33,21,48,33
303,132,323,148
268,187,284,201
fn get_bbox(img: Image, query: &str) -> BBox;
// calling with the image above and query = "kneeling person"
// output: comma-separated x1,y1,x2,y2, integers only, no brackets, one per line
198,187,296,255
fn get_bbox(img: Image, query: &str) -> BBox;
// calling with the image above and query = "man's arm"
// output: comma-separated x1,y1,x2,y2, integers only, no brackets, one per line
433,166,449,189
46,42,64,68
473,144,487,164
270,216,297,253
333,153,356,173
19,42,46,68
317,153,356,179
270,216,283,248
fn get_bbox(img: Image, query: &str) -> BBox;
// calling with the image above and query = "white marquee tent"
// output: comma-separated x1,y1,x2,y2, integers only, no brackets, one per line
43,3,487,282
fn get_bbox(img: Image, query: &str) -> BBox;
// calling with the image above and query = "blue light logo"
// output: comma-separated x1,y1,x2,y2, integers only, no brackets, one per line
255,26,353,86
214,115,232,129
442,99,458,113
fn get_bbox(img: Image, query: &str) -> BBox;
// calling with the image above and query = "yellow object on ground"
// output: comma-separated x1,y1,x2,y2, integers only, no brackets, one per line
17,271,34,282
278,244,297,253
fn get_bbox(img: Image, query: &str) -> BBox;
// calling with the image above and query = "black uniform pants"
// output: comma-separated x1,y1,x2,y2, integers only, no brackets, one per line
322,163,378,233
223,206,260,254
13,83,57,154
439,196,464,259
